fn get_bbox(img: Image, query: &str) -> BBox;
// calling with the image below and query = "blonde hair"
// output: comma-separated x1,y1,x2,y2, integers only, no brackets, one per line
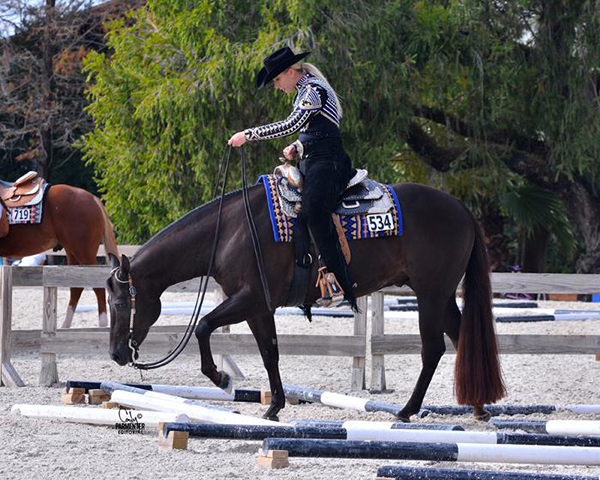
292,62,343,118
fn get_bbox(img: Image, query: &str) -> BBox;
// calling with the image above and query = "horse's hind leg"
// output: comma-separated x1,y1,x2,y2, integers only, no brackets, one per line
60,251,82,328
397,295,447,422
93,288,108,327
246,315,284,421
443,297,490,421
62,287,83,329
194,288,260,392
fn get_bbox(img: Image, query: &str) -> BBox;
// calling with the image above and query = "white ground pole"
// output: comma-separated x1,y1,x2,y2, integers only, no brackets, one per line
494,419,600,436
546,420,600,436
11,404,190,427
109,389,288,426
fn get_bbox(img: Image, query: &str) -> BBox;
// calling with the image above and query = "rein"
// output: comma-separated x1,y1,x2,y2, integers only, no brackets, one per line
240,146,273,311
115,145,273,369
117,146,233,370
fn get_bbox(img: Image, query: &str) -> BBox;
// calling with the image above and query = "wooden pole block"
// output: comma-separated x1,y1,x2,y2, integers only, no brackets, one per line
61,389,86,405
88,389,110,405
158,430,189,450
257,449,289,469
101,401,119,409
287,396,300,405
66,387,86,395
595,353,600,361
260,388,272,405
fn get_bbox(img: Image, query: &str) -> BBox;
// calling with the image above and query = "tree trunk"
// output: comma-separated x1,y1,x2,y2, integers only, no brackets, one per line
520,227,550,273
560,181,600,273
39,0,56,181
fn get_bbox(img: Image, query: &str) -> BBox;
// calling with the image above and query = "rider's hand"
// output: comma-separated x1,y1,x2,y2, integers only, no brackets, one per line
283,144,297,161
228,131,247,147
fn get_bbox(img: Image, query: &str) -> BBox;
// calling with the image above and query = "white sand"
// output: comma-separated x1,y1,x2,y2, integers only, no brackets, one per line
1,288,599,479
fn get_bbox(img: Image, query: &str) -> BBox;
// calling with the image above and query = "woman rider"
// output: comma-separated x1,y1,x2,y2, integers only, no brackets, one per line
228,46,357,311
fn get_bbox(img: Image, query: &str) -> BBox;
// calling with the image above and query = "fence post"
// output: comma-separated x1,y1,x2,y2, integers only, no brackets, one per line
350,295,367,391
370,291,387,392
0,266,24,387
39,286,59,386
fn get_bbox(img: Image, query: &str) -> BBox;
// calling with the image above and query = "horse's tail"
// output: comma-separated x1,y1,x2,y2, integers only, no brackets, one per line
454,208,506,406
93,196,120,263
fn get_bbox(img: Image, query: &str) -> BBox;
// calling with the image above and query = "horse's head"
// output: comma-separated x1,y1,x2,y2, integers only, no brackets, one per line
106,253,161,366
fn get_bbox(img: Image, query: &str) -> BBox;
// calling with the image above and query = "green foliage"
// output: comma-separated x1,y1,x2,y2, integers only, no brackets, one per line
81,0,600,263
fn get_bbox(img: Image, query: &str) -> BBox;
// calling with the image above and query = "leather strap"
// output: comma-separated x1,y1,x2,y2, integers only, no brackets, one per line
286,212,313,307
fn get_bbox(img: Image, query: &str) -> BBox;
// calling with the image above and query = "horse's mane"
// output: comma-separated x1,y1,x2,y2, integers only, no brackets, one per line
133,184,255,260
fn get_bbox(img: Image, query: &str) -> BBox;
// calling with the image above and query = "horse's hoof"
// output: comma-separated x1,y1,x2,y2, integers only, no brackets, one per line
263,413,279,422
395,413,411,423
218,372,233,394
474,410,491,422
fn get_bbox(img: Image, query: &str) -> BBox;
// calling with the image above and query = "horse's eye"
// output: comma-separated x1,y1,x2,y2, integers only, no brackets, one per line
115,302,126,310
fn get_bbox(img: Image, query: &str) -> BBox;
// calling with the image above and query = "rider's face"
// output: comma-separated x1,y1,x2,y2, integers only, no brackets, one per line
273,69,297,93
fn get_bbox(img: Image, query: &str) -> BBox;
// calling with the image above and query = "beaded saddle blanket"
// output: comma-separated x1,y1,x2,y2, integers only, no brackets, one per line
259,173,403,243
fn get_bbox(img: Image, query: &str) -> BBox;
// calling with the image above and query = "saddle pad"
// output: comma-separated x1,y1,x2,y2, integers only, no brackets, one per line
259,174,403,243
6,183,49,225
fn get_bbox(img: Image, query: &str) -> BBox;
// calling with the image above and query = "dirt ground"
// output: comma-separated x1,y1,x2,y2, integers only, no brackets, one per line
1,287,599,480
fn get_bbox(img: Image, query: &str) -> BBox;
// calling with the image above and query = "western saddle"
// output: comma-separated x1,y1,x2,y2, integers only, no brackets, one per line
0,171,47,207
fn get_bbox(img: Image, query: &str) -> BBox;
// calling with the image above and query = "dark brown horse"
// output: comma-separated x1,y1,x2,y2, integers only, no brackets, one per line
0,185,119,328
106,182,505,422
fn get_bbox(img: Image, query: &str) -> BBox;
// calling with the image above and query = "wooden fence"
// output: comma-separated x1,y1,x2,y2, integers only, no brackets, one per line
369,275,600,392
0,265,367,389
1,265,600,391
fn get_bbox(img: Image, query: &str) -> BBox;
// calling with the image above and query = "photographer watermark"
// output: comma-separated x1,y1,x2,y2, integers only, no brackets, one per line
114,407,146,434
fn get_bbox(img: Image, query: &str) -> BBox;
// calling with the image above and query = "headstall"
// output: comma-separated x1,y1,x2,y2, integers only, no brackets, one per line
110,267,139,365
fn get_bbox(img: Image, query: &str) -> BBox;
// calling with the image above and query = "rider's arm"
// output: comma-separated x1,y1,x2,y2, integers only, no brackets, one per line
244,85,322,141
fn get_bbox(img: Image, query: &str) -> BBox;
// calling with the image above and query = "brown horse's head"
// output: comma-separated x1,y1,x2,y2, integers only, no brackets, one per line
106,254,161,366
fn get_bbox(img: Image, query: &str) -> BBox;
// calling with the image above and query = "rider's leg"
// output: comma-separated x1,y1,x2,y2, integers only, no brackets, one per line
302,159,357,310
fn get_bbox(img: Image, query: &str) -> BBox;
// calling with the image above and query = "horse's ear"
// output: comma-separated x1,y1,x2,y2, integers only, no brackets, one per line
120,254,131,275
108,253,120,270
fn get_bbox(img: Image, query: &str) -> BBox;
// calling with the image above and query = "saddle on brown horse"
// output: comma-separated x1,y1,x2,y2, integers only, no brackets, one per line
0,171,49,236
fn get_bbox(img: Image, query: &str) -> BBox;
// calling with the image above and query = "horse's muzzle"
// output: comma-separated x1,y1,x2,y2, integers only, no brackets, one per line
110,345,131,366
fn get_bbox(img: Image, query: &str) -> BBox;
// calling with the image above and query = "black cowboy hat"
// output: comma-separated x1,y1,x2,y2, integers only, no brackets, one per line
256,47,311,89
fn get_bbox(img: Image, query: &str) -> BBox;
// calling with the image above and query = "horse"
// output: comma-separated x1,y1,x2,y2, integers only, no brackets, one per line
106,181,505,422
0,185,119,328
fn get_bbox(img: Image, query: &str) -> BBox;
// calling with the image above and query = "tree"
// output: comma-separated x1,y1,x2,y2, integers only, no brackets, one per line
0,0,136,184
82,0,600,274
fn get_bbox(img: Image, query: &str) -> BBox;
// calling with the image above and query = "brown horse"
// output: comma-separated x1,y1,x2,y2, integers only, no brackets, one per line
106,182,505,422
0,185,119,328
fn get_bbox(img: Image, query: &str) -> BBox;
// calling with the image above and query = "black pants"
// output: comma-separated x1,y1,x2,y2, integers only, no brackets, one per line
299,138,357,309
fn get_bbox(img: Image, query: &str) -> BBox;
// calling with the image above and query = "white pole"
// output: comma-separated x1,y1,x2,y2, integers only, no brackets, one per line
457,443,600,466
110,390,287,426
546,419,600,436
11,404,190,427
344,422,498,444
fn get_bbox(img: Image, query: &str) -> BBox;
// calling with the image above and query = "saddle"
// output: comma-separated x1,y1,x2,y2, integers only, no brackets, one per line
0,171,49,229
0,171,47,207
274,165,393,219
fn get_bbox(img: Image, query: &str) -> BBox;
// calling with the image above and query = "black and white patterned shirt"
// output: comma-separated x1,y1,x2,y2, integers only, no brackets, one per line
244,73,341,141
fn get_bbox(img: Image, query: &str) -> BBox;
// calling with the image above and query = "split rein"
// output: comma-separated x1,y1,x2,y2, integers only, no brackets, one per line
110,145,272,370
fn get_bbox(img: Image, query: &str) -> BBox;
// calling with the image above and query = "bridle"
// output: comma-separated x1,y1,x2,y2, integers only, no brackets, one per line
110,267,139,365
106,145,273,371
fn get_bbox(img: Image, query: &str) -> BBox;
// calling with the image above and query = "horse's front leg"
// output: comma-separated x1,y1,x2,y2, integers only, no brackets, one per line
194,289,258,391
247,315,284,421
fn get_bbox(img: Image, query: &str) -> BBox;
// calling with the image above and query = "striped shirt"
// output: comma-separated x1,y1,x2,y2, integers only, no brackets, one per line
244,73,341,141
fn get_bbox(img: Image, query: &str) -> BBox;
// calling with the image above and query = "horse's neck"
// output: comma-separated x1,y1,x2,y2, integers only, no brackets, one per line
132,219,215,296
130,187,254,295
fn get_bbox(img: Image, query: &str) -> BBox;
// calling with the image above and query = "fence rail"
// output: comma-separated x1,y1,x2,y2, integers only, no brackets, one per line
1,265,599,391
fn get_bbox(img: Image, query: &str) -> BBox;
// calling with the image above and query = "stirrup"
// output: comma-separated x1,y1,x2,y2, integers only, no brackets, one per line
315,267,344,308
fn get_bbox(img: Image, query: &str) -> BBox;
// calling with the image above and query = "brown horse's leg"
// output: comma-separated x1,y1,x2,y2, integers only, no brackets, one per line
443,298,491,422
397,296,447,422
62,287,83,329
246,315,284,421
194,288,260,392
93,288,108,327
